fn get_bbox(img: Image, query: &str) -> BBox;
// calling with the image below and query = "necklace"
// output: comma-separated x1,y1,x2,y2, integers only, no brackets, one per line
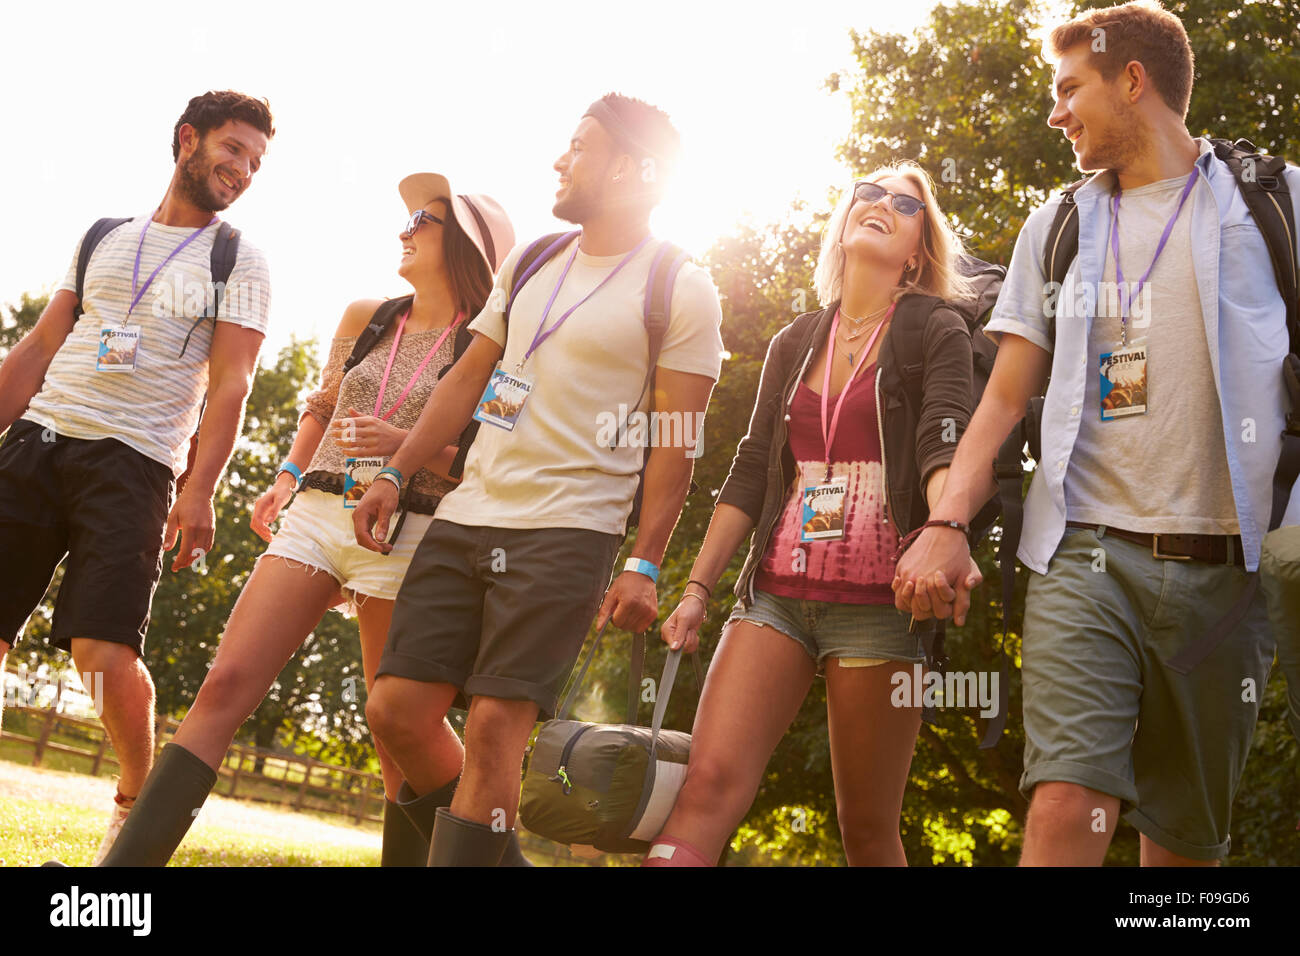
840,302,892,331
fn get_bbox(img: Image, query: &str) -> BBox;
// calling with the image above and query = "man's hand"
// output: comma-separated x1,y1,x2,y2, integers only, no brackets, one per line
352,478,399,554
164,484,215,571
596,571,658,634
330,407,407,458
893,527,982,625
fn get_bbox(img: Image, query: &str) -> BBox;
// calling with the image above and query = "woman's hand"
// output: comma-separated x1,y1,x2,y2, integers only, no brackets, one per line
250,471,297,543
329,407,408,458
660,593,706,653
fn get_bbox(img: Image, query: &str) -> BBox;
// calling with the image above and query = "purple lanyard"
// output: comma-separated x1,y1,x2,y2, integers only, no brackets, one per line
1108,169,1197,346
126,214,218,324
517,234,653,371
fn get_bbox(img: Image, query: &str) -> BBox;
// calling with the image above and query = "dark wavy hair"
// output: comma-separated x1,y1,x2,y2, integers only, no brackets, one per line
435,199,494,317
172,91,275,161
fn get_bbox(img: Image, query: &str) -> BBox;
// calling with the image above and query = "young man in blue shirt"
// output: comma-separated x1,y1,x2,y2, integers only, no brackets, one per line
894,0,1298,865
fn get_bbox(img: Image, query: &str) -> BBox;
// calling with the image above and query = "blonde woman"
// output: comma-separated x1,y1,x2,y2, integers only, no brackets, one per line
83,175,516,867
645,163,979,866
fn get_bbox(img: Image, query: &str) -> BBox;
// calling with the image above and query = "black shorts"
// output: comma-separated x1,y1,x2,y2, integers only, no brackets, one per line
0,419,174,656
378,520,622,718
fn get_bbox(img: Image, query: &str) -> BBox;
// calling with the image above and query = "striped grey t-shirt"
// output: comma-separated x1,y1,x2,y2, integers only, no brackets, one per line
24,213,272,476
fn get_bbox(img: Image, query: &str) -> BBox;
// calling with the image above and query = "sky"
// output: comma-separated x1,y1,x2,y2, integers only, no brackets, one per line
0,0,940,361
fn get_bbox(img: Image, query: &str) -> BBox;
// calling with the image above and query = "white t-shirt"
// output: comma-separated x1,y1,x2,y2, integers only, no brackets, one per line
25,214,272,476
435,235,725,535
1064,174,1239,534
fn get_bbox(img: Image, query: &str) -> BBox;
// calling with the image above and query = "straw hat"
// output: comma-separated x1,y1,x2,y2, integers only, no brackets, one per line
398,173,515,273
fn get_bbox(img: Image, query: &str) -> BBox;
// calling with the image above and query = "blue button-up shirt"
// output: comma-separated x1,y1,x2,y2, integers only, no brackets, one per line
985,137,1300,574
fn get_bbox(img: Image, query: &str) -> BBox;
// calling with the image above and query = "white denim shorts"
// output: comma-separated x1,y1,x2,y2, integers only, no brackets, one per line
260,488,434,609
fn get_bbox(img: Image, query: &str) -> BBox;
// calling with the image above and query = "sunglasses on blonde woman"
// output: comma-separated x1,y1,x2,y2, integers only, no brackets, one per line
853,181,926,217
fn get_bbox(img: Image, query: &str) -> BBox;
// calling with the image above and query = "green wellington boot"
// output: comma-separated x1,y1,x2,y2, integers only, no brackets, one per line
428,807,509,867
97,742,218,866
396,777,533,867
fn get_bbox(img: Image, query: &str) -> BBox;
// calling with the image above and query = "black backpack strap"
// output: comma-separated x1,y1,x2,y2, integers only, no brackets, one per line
343,296,412,375
1042,179,1089,294
73,218,132,321
886,293,943,416
1210,138,1298,347
207,222,241,317
178,221,241,359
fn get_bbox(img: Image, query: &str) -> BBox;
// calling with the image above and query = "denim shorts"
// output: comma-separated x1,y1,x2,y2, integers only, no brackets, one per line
261,488,435,607
725,588,924,670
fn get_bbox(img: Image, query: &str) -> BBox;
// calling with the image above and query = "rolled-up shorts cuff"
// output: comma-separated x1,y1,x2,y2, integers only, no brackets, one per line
464,674,556,716
1126,808,1231,861
1019,758,1138,808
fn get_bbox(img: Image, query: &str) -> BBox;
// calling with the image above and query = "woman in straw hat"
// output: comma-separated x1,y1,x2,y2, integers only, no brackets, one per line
87,174,519,867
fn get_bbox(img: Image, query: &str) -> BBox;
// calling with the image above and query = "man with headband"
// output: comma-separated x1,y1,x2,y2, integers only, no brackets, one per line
351,93,725,865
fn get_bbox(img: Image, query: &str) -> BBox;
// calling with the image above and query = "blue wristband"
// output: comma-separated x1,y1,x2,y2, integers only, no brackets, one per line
277,462,303,487
623,557,659,583
377,466,404,491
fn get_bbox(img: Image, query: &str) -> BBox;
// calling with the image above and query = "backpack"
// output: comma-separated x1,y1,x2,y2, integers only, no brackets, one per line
996,137,1300,683
503,231,694,534
74,216,240,493
886,255,1009,744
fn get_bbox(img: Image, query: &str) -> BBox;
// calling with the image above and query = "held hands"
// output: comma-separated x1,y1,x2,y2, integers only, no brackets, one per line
163,483,215,572
596,571,659,635
892,526,983,626
250,471,297,543
660,593,705,654
351,477,399,554
330,407,406,458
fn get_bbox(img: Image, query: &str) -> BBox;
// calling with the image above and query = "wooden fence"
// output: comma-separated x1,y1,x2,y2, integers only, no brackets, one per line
1,701,386,825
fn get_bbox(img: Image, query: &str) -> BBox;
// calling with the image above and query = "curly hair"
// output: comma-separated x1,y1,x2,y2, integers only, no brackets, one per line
172,90,275,160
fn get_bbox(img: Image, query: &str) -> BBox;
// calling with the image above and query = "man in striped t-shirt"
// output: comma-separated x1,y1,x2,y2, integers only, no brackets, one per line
0,90,274,864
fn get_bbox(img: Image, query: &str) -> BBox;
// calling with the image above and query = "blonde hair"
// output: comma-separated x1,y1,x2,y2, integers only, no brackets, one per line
813,160,973,308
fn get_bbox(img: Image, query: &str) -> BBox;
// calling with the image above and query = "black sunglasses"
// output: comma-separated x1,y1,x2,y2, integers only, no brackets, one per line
853,181,926,217
404,209,444,235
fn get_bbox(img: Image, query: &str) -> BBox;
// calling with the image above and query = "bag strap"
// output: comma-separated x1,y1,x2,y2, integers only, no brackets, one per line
1210,138,1298,349
556,614,705,726
504,231,580,327
178,222,241,360
73,218,133,321
343,296,412,375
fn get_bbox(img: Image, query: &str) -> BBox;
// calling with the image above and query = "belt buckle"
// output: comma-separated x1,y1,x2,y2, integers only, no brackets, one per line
1151,534,1192,561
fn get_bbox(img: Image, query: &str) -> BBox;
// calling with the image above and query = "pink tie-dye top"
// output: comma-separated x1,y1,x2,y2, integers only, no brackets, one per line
754,364,900,604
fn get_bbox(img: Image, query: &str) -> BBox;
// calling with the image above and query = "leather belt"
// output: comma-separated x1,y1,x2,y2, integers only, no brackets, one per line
1066,522,1245,566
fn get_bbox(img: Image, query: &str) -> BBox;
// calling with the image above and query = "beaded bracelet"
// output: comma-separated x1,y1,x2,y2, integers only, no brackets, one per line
891,519,970,563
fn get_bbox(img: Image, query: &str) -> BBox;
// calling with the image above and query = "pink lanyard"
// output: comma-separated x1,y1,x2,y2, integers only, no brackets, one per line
819,305,892,480
373,309,464,421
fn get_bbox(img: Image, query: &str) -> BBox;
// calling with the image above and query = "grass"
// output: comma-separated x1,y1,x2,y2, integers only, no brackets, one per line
0,795,381,868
